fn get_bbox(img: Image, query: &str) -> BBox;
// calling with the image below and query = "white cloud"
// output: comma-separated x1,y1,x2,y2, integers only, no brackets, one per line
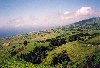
64,11,70,15
62,7,93,19
76,7,93,16
61,7,100,23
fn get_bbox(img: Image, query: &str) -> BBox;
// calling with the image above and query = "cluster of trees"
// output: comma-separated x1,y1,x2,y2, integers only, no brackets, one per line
83,55,100,68
19,46,48,64
49,36,66,46
51,51,71,67
68,33,95,42
68,35,82,42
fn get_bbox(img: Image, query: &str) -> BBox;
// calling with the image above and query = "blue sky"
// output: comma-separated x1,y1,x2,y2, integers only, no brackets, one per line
0,0,100,37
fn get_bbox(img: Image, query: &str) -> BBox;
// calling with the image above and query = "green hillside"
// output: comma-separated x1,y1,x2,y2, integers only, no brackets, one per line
0,17,100,68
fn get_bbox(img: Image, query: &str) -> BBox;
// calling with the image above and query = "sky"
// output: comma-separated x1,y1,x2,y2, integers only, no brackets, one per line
0,0,100,38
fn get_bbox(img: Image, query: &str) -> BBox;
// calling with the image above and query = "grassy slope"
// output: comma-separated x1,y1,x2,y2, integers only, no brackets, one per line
0,17,100,68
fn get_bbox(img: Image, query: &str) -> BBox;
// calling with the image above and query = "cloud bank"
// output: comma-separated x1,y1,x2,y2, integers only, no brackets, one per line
0,7,100,30
61,7,100,23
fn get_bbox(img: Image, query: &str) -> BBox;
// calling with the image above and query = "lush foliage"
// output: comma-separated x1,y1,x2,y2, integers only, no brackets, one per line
0,17,100,68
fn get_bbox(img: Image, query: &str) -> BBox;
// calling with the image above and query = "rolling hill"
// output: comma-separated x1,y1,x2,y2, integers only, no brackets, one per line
0,17,100,68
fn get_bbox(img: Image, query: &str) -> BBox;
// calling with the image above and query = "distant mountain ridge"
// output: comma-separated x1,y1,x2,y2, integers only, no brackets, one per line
71,17,100,29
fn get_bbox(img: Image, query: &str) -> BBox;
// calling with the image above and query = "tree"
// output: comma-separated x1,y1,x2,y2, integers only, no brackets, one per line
23,40,27,46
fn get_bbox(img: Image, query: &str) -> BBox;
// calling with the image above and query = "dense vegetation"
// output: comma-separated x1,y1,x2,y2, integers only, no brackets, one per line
0,17,100,68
